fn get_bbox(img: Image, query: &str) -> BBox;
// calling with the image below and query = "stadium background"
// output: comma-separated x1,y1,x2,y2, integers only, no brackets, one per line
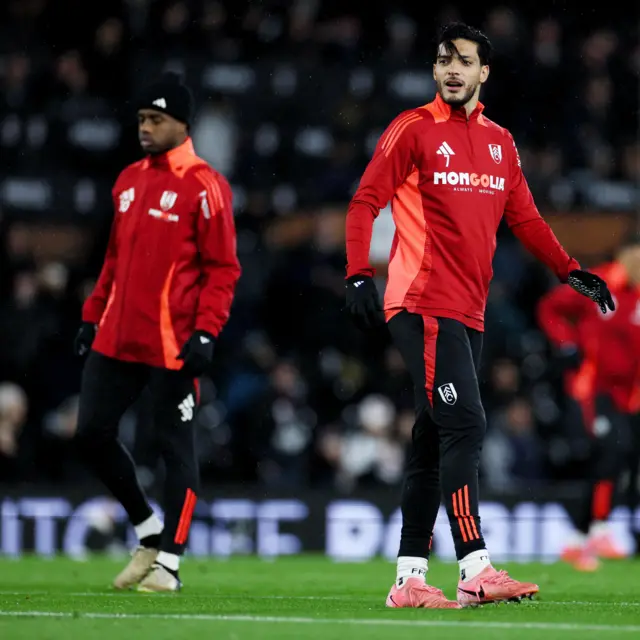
0,0,638,559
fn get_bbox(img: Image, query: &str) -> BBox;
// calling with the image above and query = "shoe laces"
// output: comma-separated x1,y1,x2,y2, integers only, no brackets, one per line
485,570,515,586
413,582,445,596
596,536,617,548
407,582,446,607
132,545,156,556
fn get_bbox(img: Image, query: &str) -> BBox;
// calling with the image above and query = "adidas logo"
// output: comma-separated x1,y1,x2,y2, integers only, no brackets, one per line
353,281,364,288
152,98,167,109
437,141,455,167
199,336,211,344
178,393,195,422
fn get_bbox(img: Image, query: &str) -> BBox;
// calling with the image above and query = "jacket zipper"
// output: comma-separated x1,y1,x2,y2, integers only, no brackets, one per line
466,117,476,165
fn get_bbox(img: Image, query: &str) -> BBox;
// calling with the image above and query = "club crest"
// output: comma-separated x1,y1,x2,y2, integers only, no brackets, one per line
160,191,177,211
488,144,502,164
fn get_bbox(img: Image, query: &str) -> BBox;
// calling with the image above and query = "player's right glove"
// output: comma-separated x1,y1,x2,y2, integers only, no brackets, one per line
177,330,216,377
345,275,385,331
567,270,615,314
74,322,96,357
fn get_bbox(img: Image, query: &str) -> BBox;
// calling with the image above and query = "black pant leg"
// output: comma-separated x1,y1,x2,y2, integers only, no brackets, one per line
148,368,200,556
389,311,442,559
433,318,487,560
591,396,630,521
627,414,640,552
565,396,596,534
572,395,629,533
75,351,153,526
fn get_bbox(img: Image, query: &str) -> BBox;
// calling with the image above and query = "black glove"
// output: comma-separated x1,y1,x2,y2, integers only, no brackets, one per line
345,275,385,331
556,343,582,371
177,330,215,376
567,270,615,314
74,322,96,357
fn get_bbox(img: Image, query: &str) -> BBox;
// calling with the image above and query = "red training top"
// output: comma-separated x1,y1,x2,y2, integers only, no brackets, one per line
538,262,640,415
83,138,241,369
346,94,578,331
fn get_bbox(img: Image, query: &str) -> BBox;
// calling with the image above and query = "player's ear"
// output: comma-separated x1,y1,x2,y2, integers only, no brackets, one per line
480,65,490,84
432,63,437,82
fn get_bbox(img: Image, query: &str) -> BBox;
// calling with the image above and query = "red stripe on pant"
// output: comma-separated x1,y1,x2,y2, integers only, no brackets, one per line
422,316,439,407
452,490,468,542
174,488,197,545
463,484,480,539
452,486,480,542
592,480,614,521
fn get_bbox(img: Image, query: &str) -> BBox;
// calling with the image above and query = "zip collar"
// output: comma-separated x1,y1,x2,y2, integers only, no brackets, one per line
424,93,485,124
144,137,195,170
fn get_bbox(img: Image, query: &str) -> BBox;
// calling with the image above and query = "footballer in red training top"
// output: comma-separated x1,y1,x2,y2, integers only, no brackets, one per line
537,234,640,570
73,73,241,593
344,22,614,609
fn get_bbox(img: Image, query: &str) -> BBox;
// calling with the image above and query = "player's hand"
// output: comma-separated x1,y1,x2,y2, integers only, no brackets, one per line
345,275,385,331
568,270,615,314
177,330,215,376
74,322,96,357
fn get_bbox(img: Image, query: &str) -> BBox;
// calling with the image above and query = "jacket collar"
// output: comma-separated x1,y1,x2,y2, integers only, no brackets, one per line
427,93,485,123
145,137,195,170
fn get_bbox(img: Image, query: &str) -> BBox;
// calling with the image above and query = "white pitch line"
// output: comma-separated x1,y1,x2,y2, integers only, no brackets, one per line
0,610,639,632
0,591,638,606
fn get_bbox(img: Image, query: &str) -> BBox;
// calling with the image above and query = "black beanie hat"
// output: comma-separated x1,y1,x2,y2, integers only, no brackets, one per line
136,72,194,126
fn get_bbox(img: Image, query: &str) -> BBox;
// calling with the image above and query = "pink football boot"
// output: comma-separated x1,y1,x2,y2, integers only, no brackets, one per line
561,544,600,572
386,577,461,609
587,532,627,559
457,566,539,606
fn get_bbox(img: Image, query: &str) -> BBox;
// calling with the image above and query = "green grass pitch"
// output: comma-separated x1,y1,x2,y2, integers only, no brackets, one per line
0,556,639,639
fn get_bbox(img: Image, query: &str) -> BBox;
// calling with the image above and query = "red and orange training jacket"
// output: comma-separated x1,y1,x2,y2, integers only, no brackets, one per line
82,137,241,369
538,262,640,416
345,93,579,331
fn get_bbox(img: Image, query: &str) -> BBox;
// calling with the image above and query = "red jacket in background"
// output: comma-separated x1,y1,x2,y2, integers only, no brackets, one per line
345,94,578,331
83,138,241,370
537,262,640,414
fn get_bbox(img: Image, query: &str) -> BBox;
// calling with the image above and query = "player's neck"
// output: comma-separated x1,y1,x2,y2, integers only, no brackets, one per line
167,134,188,153
463,94,480,118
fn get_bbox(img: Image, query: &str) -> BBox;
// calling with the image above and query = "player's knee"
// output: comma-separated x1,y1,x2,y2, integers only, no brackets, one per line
438,412,486,455
436,400,486,431
158,423,197,460
74,412,114,453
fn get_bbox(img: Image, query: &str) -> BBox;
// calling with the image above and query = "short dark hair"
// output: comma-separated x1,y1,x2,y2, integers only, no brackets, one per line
436,22,493,66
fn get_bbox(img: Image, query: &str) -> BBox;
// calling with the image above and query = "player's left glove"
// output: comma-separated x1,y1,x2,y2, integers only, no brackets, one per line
177,330,215,376
74,322,96,357
568,270,615,314
345,275,385,331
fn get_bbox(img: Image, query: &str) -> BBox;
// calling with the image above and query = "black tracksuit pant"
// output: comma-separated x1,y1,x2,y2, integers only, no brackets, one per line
389,311,487,560
75,350,199,556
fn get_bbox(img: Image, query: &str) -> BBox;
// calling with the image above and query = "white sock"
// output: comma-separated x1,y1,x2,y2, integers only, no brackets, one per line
589,521,609,537
396,556,428,587
567,531,588,547
134,514,163,542
156,551,180,572
459,549,491,581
